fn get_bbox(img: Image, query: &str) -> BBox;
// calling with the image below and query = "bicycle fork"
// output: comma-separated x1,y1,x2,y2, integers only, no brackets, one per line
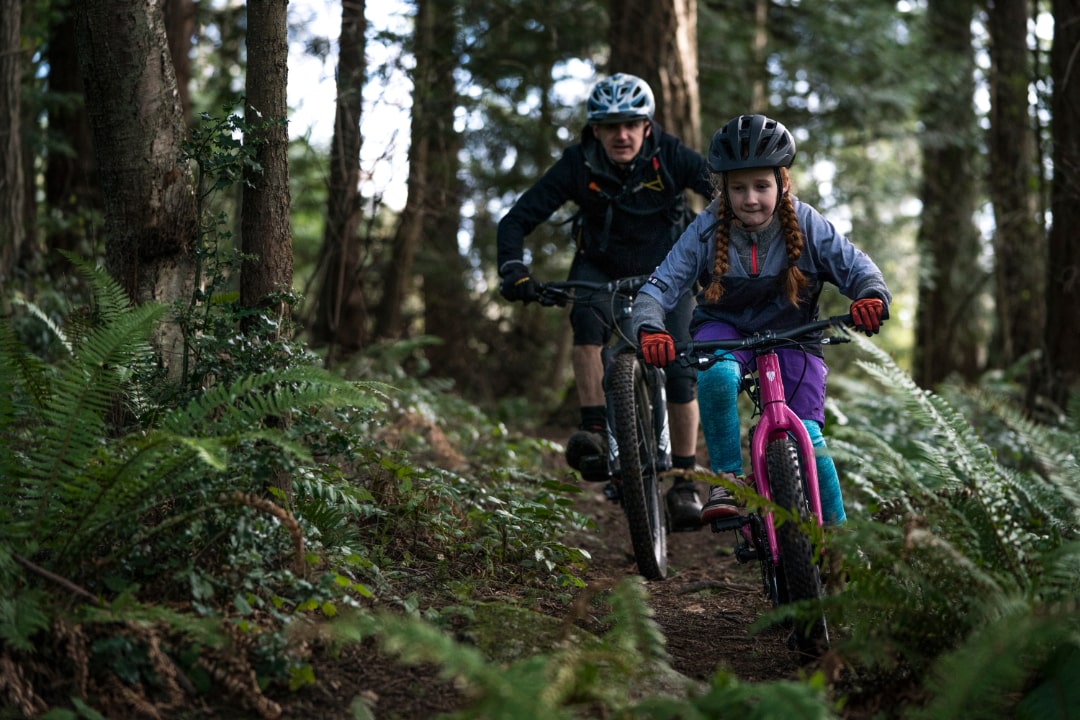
711,352,824,564
749,351,824,564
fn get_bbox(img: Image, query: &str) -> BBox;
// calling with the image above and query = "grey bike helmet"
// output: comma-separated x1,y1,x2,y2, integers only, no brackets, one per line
708,114,796,172
587,73,655,124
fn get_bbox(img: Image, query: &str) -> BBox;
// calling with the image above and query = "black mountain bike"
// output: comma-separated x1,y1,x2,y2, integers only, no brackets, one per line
537,275,672,580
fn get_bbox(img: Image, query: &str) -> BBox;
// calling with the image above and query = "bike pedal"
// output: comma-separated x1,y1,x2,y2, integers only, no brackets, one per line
710,515,746,533
578,455,611,482
733,543,758,563
602,480,621,503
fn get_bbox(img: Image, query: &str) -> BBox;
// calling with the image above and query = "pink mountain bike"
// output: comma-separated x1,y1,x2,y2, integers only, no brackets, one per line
677,314,854,655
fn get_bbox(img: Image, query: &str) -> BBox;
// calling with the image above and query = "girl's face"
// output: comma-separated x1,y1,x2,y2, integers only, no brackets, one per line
725,167,787,231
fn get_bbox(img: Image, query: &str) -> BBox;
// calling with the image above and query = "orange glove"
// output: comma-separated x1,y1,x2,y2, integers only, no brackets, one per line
639,329,675,367
850,297,885,335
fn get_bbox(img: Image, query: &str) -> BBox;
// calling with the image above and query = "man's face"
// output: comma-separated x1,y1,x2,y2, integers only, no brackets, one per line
592,119,651,165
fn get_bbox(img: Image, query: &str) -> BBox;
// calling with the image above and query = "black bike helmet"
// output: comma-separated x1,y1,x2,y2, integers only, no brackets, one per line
587,73,655,124
708,114,796,173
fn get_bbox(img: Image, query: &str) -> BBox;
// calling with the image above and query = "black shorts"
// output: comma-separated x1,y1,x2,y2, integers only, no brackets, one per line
567,256,697,402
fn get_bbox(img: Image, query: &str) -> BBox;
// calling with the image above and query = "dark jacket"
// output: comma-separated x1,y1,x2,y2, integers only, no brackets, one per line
496,122,714,279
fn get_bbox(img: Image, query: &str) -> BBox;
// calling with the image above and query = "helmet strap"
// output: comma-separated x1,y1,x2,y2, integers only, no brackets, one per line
773,168,784,216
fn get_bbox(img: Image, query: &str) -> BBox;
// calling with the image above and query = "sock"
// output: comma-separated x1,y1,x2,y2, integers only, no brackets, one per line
802,419,847,526
579,405,606,431
672,454,695,470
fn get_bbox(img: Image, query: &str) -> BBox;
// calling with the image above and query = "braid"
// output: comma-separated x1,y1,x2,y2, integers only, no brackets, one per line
704,195,731,303
777,168,808,306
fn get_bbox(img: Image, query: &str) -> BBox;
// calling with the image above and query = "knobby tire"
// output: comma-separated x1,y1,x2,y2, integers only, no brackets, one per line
766,437,829,655
610,352,668,580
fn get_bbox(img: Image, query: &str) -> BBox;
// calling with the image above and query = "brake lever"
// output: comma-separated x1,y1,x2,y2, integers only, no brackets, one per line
536,286,571,307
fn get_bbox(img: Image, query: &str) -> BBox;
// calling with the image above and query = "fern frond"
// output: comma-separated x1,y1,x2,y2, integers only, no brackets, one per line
160,366,386,436
59,252,138,328
9,297,72,356
851,345,1032,587
603,575,670,666
11,301,167,544
913,598,1080,720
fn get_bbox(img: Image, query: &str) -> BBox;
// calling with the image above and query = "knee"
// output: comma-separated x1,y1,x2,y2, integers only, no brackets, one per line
698,359,741,401
801,418,826,447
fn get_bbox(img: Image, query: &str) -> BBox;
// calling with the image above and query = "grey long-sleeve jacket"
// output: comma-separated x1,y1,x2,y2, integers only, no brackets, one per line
632,196,891,349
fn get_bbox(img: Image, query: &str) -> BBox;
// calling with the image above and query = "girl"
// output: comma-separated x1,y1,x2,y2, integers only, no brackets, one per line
630,114,891,526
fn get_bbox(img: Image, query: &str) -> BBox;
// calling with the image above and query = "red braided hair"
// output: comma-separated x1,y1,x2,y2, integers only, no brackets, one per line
703,167,807,306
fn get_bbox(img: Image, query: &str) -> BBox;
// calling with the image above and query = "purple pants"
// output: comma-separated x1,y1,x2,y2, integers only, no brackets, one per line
693,321,829,426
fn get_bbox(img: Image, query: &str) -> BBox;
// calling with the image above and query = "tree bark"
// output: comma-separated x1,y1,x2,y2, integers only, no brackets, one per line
607,0,701,150
987,0,1044,370
0,0,25,288
312,0,368,362
415,0,470,381
1044,0,1080,405
240,0,294,506
163,0,196,125
75,0,197,368
372,0,446,340
913,0,985,388
240,0,293,321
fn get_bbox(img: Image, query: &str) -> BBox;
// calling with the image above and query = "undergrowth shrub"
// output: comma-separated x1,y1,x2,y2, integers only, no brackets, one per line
819,334,1080,718
0,255,594,718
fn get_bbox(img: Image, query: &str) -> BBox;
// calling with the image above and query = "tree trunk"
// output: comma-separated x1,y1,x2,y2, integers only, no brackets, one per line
240,0,293,321
607,0,700,150
414,0,470,382
241,0,294,506
312,0,368,362
44,9,102,278
163,0,195,125
912,0,985,388
1044,0,1080,405
987,0,1044,371
372,0,445,340
750,0,768,113
75,0,197,368
0,0,25,288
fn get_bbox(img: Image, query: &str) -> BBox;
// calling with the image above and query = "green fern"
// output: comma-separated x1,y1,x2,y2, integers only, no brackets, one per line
1,259,387,583
821,335,1080,713
912,599,1080,720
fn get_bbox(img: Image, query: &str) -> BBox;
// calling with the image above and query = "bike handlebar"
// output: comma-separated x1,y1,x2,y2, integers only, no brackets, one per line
535,274,653,307
675,314,854,369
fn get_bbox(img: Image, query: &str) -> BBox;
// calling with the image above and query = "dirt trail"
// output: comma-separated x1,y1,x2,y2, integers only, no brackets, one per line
564,479,810,684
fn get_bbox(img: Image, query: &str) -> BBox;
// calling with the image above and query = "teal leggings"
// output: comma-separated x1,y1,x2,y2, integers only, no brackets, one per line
697,357,846,525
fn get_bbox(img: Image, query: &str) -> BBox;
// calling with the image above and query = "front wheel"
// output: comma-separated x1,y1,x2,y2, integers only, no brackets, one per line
767,437,829,655
609,352,668,580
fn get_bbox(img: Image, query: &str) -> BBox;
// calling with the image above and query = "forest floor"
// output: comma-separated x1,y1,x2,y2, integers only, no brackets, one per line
263,426,904,720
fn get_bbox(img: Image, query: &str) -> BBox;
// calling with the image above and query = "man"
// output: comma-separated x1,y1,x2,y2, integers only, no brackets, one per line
495,73,714,531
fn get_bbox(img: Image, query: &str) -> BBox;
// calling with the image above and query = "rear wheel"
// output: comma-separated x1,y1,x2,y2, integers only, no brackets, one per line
609,352,668,580
767,437,828,655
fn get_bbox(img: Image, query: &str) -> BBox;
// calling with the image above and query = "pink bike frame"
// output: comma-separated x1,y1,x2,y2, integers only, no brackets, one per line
748,350,824,564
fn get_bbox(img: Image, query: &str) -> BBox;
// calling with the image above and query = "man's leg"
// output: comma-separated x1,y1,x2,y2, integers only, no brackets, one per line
665,398,703,531
572,344,605,408
565,344,609,479
667,400,699,462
